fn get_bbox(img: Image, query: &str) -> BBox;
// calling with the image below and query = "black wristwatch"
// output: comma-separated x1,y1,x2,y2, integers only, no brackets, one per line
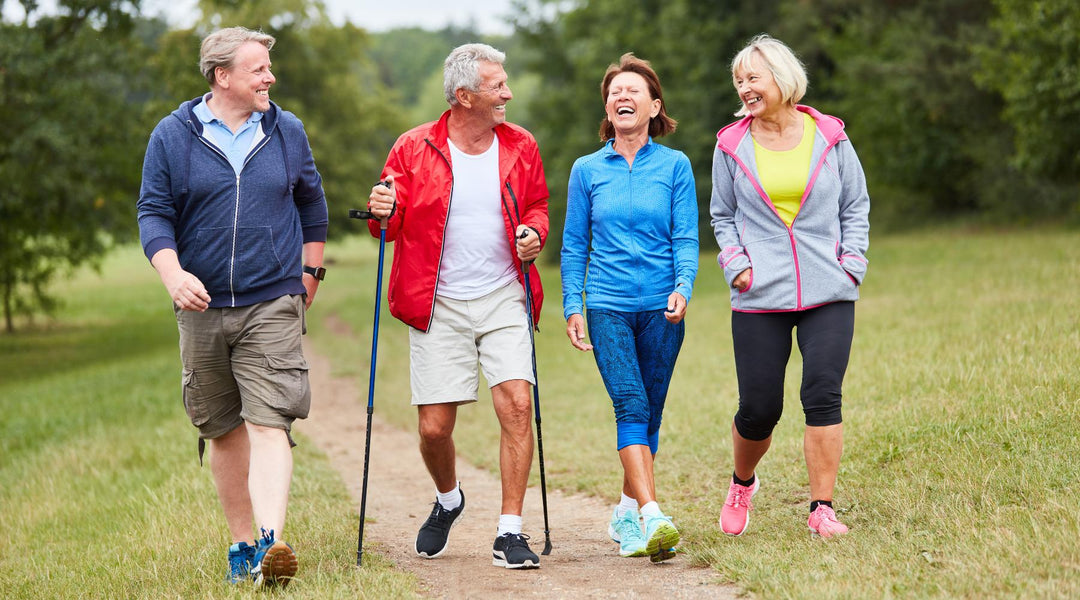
303,265,326,281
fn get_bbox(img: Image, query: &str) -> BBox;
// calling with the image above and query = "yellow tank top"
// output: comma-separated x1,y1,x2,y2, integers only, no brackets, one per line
754,113,816,228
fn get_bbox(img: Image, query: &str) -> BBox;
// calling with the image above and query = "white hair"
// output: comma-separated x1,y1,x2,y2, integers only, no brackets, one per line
443,43,506,105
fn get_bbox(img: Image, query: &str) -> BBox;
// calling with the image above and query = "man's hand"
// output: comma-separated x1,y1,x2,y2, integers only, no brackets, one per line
515,225,540,263
302,274,319,309
151,249,210,311
367,175,396,219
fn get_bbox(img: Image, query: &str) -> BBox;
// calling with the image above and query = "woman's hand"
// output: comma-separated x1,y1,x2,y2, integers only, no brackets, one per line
733,268,752,292
566,313,593,351
664,291,687,324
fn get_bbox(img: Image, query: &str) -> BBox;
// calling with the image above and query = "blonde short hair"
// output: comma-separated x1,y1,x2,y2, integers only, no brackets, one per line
200,27,276,87
730,34,807,117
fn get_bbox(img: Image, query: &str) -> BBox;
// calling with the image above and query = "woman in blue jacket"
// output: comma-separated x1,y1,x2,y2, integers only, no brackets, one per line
710,35,870,539
561,53,698,562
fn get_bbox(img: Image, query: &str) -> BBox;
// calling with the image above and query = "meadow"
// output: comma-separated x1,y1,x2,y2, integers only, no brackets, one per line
2,227,1077,598
0,247,418,599
312,227,1079,599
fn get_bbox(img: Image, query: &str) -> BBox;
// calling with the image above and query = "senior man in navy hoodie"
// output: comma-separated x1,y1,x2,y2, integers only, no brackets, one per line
137,27,327,588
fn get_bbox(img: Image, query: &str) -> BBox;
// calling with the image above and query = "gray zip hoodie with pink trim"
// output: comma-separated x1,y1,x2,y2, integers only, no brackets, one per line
710,105,870,313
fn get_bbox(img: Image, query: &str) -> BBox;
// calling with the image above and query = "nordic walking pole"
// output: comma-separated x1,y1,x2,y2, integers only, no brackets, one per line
518,231,553,555
349,181,390,567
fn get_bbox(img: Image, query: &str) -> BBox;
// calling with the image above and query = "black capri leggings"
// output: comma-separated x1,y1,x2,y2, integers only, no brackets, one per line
731,301,854,441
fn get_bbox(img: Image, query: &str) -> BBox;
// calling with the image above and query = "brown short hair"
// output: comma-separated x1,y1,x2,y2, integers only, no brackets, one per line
599,53,677,142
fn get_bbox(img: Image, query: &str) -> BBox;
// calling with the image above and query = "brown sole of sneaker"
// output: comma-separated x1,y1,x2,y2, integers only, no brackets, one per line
257,541,298,588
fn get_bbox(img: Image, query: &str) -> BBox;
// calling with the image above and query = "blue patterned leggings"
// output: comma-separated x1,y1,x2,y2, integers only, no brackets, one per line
587,309,685,453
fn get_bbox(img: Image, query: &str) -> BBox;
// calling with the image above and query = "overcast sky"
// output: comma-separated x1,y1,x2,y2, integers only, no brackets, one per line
318,0,518,34
4,0,520,33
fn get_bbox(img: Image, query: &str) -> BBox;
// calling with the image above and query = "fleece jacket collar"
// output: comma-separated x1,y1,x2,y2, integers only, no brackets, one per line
170,94,281,138
716,104,846,154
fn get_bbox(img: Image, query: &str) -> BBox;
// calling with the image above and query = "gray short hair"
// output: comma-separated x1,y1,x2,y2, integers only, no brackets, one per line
200,27,276,87
730,34,808,117
443,43,506,105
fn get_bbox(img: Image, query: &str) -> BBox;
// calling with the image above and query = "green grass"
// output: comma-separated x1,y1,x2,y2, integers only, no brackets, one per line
311,227,1080,599
0,246,418,599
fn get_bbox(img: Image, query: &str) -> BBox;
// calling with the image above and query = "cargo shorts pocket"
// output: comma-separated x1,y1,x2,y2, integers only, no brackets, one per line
264,353,311,419
181,368,212,427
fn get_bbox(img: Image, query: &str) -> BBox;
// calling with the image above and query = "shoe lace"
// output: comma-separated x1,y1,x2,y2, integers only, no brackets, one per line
228,546,251,569
258,528,275,547
727,485,754,510
813,506,839,528
502,532,532,550
618,513,645,543
424,502,455,531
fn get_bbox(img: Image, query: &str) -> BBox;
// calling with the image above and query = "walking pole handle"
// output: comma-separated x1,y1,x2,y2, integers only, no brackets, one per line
350,181,392,229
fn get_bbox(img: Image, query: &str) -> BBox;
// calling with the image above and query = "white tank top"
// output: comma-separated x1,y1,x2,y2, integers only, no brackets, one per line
438,134,518,299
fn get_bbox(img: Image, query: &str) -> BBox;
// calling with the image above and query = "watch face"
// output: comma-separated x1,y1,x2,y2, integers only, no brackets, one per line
305,266,325,280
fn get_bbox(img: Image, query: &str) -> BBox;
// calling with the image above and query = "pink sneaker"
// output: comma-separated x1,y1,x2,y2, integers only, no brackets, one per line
807,505,849,538
719,477,760,536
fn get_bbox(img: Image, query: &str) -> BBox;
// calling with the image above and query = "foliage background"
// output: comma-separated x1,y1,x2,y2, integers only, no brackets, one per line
2,0,1078,330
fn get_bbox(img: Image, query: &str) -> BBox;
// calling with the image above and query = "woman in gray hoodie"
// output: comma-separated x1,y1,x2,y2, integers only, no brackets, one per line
710,34,870,539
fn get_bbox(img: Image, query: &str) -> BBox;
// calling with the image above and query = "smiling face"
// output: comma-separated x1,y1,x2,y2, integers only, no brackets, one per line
604,71,661,139
733,52,784,119
465,61,513,127
219,41,275,114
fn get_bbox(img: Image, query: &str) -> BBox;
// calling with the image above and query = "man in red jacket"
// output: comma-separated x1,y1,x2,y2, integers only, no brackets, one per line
366,43,549,569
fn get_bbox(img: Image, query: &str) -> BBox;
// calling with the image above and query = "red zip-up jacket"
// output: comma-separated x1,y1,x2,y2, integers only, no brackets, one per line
369,110,549,332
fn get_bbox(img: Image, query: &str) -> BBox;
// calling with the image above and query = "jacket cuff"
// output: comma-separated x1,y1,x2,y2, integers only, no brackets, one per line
143,236,176,262
302,224,328,244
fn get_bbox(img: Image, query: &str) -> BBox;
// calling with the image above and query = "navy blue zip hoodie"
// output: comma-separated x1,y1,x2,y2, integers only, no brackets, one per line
137,96,328,308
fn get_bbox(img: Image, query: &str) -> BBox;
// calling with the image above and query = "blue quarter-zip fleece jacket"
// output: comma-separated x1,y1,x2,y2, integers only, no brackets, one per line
137,97,328,308
562,138,699,319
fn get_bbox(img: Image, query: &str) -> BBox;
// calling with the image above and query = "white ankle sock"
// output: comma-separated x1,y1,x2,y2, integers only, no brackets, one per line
617,493,639,516
497,514,523,536
639,501,662,518
436,483,462,511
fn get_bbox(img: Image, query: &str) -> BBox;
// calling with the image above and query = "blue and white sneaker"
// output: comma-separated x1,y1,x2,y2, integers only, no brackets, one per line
226,541,256,584
251,528,298,588
644,513,680,563
608,507,648,557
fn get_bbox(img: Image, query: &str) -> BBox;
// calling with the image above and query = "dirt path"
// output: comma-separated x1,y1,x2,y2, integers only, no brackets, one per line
297,339,736,599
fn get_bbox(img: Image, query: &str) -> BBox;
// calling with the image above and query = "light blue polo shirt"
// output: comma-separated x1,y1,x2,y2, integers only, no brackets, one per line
193,93,266,175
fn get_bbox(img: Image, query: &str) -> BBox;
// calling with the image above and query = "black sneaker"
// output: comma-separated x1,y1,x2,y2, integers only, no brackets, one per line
415,490,465,558
492,532,540,569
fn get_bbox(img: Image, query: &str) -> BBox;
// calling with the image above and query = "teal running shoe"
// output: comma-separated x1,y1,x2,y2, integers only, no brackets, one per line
608,507,647,557
644,513,680,562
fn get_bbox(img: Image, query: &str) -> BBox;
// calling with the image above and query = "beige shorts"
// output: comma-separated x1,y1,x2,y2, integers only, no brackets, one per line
175,294,310,439
410,282,535,405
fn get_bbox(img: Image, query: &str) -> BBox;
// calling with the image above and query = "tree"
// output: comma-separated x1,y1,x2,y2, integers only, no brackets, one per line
0,0,155,332
974,0,1080,218
173,0,410,237
512,0,780,254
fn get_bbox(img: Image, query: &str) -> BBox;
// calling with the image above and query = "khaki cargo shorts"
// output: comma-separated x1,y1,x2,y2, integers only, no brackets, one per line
409,282,534,405
175,294,310,441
